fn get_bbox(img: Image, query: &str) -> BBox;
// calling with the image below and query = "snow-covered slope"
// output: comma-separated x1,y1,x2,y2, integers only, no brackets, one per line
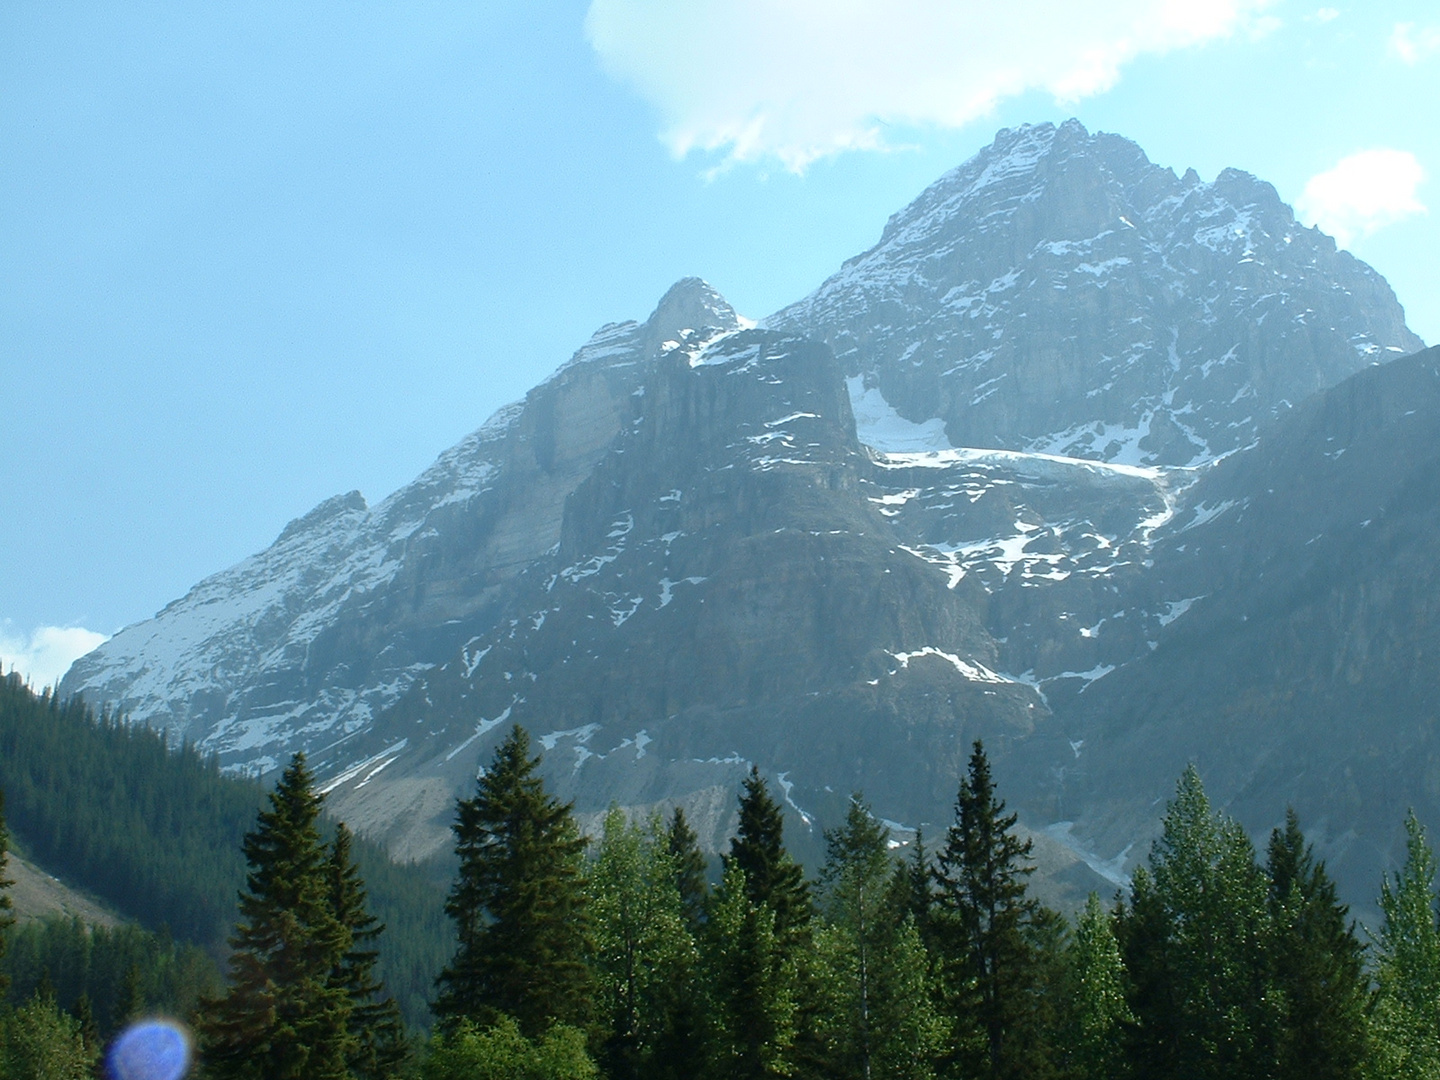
771,119,1422,465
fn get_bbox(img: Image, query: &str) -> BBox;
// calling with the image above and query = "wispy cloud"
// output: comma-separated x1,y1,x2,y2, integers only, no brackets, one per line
1295,149,1427,249
0,622,108,692
586,0,1277,172
1391,22,1440,65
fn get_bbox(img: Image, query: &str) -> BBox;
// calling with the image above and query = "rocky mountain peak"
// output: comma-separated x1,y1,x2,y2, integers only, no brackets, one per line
771,120,1422,466
643,277,744,349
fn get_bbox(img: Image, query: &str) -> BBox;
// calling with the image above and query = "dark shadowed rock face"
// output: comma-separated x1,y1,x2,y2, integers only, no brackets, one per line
770,119,1421,465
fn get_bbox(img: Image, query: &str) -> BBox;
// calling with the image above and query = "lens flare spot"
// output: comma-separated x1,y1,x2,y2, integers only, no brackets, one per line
106,1018,192,1080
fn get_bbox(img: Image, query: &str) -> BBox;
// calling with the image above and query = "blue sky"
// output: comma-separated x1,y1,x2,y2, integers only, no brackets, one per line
3,0,1437,685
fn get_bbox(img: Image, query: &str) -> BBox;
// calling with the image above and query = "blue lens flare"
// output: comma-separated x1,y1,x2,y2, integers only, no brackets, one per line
106,1018,192,1080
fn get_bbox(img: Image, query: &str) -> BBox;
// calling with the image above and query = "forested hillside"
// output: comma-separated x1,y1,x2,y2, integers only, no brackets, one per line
0,671,449,1025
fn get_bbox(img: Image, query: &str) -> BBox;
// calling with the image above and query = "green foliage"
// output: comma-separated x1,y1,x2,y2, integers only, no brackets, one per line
420,1015,598,1080
933,741,1054,1080
0,672,448,1029
806,796,942,1080
586,807,698,1080
329,823,410,1079
434,725,592,1037
705,862,798,1080
1058,894,1131,1080
0,988,97,1080
1266,810,1368,1080
2,916,220,1036
1368,811,1440,1080
196,752,355,1080
725,768,811,945
1117,766,1272,1080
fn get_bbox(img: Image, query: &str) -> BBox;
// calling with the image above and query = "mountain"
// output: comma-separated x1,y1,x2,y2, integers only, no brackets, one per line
770,118,1421,465
60,121,1428,910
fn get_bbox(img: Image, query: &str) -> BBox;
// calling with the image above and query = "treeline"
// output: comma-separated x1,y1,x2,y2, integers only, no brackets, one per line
0,670,449,1026
181,722,1440,1079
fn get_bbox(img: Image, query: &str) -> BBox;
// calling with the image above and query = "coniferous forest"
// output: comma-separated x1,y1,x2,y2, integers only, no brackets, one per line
9,675,1440,1077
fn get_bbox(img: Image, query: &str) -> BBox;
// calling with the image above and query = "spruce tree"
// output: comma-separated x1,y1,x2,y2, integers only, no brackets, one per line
705,862,798,1080
196,752,354,1080
724,767,810,944
1369,811,1440,1080
1264,810,1367,1080
433,725,592,1037
1117,766,1271,1080
665,807,709,936
329,823,409,1079
1,789,13,1002
933,741,1053,1080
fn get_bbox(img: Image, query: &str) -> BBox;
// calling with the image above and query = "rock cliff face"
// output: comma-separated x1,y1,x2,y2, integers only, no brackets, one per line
771,120,1421,465
60,122,1433,911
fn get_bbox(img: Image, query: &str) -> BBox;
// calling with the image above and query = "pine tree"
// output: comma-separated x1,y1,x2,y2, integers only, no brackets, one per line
725,767,811,944
1117,766,1271,1080
808,795,942,1080
1059,894,1131,1080
196,752,354,1080
433,725,592,1037
586,807,698,1080
1369,811,1440,1080
933,741,1053,1080
1,788,13,1002
665,807,709,936
329,823,409,1079
1264,810,1368,1080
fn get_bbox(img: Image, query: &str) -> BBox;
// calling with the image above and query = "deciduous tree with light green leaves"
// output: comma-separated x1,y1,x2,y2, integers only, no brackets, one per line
0,988,97,1080
807,795,942,1080
587,807,699,1080
1368,811,1440,1080
421,1015,598,1080
1117,765,1272,1080
1059,893,1131,1080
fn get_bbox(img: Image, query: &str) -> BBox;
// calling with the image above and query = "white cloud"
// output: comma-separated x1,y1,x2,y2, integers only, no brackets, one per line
0,622,108,692
1311,7,1340,23
1391,22,1440,65
585,0,1277,172
1295,149,1428,249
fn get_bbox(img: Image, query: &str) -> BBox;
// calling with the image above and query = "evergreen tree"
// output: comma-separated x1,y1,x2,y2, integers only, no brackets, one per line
586,807,698,1080
1265,810,1368,1080
933,741,1054,1080
1,788,13,1002
1369,811,1440,1080
665,807,709,936
808,795,942,1080
725,767,811,944
196,752,354,1080
705,862,798,1080
1058,894,1131,1080
433,725,592,1037
1117,766,1271,1080
328,823,409,1079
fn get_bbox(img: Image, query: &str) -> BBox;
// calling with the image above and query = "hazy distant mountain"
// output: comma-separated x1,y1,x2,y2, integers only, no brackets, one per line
62,121,1430,909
